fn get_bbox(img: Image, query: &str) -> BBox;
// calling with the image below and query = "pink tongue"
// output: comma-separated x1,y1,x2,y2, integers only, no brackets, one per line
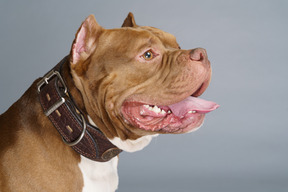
168,96,219,117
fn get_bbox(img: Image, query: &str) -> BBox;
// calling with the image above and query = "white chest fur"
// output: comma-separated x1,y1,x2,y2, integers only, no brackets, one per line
109,134,158,153
83,116,158,191
79,156,119,192
78,135,158,192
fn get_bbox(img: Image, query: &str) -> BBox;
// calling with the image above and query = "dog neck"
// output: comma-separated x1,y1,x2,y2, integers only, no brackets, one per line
87,115,157,152
61,56,158,153
37,56,122,162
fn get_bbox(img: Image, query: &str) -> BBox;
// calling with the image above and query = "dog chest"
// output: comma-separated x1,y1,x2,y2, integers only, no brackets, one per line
78,156,119,192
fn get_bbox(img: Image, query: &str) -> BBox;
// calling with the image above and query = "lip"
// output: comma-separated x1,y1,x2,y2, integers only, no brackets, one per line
121,100,208,133
120,78,219,134
192,71,211,97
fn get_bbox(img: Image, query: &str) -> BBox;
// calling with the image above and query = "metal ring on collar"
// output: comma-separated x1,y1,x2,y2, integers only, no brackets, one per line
62,114,87,146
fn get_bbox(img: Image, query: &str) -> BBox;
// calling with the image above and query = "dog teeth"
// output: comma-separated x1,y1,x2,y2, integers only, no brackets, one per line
143,105,194,115
143,105,195,115
143,105,167,114
152,106,161,113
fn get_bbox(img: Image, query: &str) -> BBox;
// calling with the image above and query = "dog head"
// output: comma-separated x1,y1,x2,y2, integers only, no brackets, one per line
69,13,219,141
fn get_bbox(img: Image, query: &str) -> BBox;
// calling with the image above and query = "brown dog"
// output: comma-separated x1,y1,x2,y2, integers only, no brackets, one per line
0,13,219,191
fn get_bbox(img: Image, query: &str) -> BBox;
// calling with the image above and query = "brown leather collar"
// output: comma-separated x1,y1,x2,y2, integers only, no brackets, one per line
37,56,122,162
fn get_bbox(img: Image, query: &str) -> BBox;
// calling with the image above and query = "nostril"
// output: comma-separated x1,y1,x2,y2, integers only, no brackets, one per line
190,48,206,61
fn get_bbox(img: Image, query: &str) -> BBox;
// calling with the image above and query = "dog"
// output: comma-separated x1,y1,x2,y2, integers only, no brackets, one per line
0,12,219,191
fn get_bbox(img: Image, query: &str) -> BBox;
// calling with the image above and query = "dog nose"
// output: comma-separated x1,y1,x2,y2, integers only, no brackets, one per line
189,48,207,62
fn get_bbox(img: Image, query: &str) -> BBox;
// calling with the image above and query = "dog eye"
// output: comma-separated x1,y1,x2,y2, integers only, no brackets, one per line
142,50,154,61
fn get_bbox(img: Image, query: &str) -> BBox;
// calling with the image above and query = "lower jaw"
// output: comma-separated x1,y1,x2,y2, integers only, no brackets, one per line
130,114,205,134
161,116,204,134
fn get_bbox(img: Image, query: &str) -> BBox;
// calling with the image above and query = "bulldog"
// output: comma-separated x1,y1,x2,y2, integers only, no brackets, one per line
0,12,219,191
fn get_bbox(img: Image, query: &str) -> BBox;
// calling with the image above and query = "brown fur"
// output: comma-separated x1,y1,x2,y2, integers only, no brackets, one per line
69,14,211,140
0,78,83,191
0,12,212,191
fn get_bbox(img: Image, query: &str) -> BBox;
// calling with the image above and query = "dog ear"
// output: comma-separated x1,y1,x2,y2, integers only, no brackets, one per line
122,12,138,27
70,14,103,73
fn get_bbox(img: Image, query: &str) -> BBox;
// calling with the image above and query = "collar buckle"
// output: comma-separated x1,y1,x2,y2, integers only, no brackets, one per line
37,57,122,162
37,70,67,94
37,70,68,116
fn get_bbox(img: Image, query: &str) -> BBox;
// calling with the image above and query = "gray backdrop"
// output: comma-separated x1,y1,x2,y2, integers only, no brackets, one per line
0,0,287,191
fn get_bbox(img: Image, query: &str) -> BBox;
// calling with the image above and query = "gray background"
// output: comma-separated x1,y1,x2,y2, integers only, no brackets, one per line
0,0,287,191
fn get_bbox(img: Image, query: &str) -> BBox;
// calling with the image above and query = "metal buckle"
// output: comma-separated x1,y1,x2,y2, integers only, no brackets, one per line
37,67,86,147
44,97,65,116
37,70,68,116
62,114,87,146
37,70,67,94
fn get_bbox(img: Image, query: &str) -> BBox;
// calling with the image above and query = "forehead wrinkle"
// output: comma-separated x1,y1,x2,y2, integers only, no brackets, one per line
133,37,159,53
101,28,172,58
121,29,161,53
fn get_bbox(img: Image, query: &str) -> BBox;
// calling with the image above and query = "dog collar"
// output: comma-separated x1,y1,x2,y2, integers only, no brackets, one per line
37,56,122,162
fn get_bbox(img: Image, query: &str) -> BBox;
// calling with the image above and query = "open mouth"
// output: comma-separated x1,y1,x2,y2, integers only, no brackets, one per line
121,85,219,133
